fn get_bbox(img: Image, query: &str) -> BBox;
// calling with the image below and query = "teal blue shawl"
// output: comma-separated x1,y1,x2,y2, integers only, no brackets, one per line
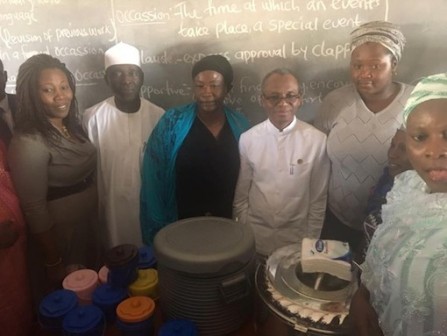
140,102,250,245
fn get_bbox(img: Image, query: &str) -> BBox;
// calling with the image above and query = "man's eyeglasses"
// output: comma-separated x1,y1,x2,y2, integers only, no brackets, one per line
262,93,301,105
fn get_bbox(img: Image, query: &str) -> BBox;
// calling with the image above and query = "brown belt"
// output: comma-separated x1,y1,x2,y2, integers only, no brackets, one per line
47,174,94,201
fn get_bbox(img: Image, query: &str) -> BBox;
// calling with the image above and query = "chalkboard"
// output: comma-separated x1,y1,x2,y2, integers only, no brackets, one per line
1,0,446,124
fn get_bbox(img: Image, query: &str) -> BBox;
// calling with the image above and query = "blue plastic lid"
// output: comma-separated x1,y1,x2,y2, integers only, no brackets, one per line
39,289,78,318
138,245,157,269
158,320,199,336
62,305,104,333
92,284,128,306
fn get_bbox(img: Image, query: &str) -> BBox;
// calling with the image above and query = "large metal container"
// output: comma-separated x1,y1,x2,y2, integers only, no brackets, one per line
154,216,256,336
255,247,353,336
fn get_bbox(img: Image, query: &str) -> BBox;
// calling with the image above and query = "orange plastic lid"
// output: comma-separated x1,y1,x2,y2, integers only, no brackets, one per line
116,296,155,323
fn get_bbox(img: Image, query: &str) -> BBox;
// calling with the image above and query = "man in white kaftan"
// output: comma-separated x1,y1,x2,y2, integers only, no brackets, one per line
233,69,330,256
83,43,164,248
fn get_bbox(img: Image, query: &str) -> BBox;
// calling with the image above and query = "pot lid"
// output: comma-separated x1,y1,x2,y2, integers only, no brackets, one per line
154,217,255,274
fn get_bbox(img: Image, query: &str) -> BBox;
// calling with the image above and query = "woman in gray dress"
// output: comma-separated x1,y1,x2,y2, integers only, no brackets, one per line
314,21,413,252
8,54,100,305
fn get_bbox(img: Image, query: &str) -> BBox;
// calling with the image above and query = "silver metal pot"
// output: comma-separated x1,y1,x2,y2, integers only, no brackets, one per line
254,260,351,336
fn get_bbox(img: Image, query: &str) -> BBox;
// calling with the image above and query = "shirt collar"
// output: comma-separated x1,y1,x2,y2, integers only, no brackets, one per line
266,116,297,134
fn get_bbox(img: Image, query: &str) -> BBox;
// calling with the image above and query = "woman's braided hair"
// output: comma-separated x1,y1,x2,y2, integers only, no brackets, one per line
15,54,85,145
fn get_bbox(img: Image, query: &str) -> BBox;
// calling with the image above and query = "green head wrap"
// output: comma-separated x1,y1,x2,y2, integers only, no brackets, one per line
403,73,447,127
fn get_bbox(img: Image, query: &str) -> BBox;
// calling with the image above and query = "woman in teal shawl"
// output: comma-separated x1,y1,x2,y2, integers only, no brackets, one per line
140,55,250,244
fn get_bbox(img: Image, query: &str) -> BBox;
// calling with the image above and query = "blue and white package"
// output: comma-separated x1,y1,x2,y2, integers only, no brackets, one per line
301,238,352,281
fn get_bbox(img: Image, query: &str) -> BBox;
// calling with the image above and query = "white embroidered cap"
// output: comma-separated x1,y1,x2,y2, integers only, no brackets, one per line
104,42,141,70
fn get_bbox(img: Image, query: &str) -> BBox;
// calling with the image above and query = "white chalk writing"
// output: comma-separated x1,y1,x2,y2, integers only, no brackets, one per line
322,14,361,29
141,81,191,99
204,0,242,16
172,1,202,19
74,69,105,82
140,50,174,64
178,22,210,37
261,0,301,11
330,0,380,10
234,44,287,63
311,41,350,59
54,46,105,57
267,17,318,33
0,10,37,25
215,21,251,38
0,27,42,48
55,24,114,42
115,9,170,25
0,0,392,123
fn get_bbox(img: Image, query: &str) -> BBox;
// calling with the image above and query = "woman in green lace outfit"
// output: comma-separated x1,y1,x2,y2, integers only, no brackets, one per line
350,73,447,335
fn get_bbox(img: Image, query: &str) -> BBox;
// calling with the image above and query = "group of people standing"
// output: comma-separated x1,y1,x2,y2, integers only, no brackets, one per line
1,18,446,336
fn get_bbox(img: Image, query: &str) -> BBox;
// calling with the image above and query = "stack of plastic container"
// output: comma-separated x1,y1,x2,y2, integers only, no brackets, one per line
38,244,161,335
116,296,155,335
94,243,159,334
38,289,78,334
62,305,105,335
62,269,99,305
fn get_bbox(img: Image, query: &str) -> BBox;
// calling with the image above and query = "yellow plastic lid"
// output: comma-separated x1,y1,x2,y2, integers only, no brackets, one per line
128,269,158,296
129,268,158,290
116,296,155,323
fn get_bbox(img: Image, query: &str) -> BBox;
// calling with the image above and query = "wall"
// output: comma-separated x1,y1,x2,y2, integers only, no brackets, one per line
1,0,446,124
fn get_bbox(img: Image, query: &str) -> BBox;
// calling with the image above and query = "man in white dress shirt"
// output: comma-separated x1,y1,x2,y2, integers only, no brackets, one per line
233,68,330,256
83,42,164,248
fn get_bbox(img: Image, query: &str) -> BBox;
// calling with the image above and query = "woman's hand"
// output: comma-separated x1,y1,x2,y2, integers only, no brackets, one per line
33,227,66,290
349,284,384,336
0,220,19,249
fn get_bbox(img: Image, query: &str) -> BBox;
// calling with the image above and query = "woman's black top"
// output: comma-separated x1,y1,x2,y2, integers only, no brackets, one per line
175,117,240,220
